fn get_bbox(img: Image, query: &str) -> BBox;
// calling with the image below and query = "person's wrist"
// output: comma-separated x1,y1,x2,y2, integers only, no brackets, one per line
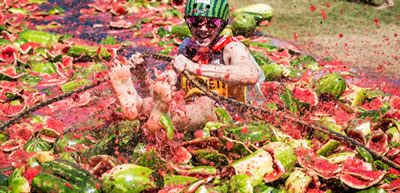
195,64,202,75
185,61,195,73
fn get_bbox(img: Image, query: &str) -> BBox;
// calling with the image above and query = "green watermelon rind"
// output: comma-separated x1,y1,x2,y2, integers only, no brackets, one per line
39,159,101,193
102,164,155,193
314,73,347,98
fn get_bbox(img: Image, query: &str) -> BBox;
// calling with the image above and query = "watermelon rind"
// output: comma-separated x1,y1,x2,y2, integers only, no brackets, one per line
263,142,297,179
316,139,341,157
229,174,253,193
314,73,347,99
285,169,312,193
232,3,274,22
232,149,273,187
102,164,156,193
232,13,257,37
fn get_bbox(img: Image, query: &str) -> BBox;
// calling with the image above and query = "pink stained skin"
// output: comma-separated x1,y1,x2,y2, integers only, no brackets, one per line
109,63,217,134
109,65,142,120
110,15,260,134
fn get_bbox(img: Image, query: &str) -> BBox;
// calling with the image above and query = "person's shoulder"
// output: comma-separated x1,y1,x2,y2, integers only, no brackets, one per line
224,40,247,52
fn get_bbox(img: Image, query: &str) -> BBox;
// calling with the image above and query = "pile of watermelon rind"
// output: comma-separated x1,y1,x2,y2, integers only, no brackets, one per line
1,0,400,193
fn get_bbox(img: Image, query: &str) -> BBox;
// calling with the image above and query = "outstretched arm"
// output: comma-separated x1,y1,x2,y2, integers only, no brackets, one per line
174,42,260,86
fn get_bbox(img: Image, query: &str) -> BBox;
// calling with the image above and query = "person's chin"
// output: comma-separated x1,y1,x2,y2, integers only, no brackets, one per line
195,39,212,47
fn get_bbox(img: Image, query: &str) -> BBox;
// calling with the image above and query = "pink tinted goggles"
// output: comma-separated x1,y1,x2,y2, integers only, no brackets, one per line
186,16,222,28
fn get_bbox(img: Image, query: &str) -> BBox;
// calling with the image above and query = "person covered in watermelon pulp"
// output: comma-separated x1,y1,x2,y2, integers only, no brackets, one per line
109,0,264,137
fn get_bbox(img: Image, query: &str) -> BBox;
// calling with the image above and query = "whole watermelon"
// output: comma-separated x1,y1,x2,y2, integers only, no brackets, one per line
314,73,347,98
102,164,156,193
232,13,257,37
232,3,274,22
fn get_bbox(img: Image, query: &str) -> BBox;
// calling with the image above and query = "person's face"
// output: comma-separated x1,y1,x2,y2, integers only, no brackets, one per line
186,16,223,48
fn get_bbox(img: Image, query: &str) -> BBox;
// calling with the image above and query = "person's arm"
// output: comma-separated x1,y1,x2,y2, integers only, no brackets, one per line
174,42,259,86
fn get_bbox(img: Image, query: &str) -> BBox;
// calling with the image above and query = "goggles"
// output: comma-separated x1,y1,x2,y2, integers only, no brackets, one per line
185,16,222,28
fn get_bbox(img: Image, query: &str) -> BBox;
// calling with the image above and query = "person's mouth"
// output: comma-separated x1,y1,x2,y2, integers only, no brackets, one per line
197,32,210,41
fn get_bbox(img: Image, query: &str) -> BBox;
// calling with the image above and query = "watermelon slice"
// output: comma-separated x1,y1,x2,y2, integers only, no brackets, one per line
0,100,26,117
110,20,136,29
340,172,385,189
367,132,389,154
35,73,68,87
48,91,94,112
19,42,41,54
296,148,341,179
263,142,297,182
380,178,400,190
343,156,373,170
339,156,386,189
390,96,400,110
109,1,128,16
0,139,21,152
263,160,285,183
0,45,19,64
292,87,318,106
0,66,25,79
261,81,283,105
345,128,366,144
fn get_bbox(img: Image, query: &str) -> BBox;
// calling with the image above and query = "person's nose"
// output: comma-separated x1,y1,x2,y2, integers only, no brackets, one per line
199,24,208,31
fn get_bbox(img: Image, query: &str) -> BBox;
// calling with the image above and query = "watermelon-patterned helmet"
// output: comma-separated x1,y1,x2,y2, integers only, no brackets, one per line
185,0,230,21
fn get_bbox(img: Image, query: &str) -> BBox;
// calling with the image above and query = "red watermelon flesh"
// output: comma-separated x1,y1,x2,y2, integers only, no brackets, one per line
9,149,35,168
0,139,21,152
35,73,68,87
23,166,42,185
340,157,386,189
380,178,400,190
261,81,283,105
383,110,400,120
272,49,290,59
296,148,341,178
390,96,400,110
110,20,136,28
343,168,386,181
263,160,285,183
17,126,34,141
343,156,372,170
44,118,67,135
267,54,282,62
0,45,18,63
61,55,73,68
292,87,318,106
0,100,26,117
367,132,389,154
19,42,40,54
340,173,384,189
362,97,384,111
0,66,24,78
345,129,366,144
49,91,94,111
307,189,325,193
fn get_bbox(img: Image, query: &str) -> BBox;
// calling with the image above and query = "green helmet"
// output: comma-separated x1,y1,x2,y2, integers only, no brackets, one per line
185,0,230,21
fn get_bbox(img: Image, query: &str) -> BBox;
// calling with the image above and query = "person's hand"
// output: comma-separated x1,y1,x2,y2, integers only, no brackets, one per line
173,54,195,73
